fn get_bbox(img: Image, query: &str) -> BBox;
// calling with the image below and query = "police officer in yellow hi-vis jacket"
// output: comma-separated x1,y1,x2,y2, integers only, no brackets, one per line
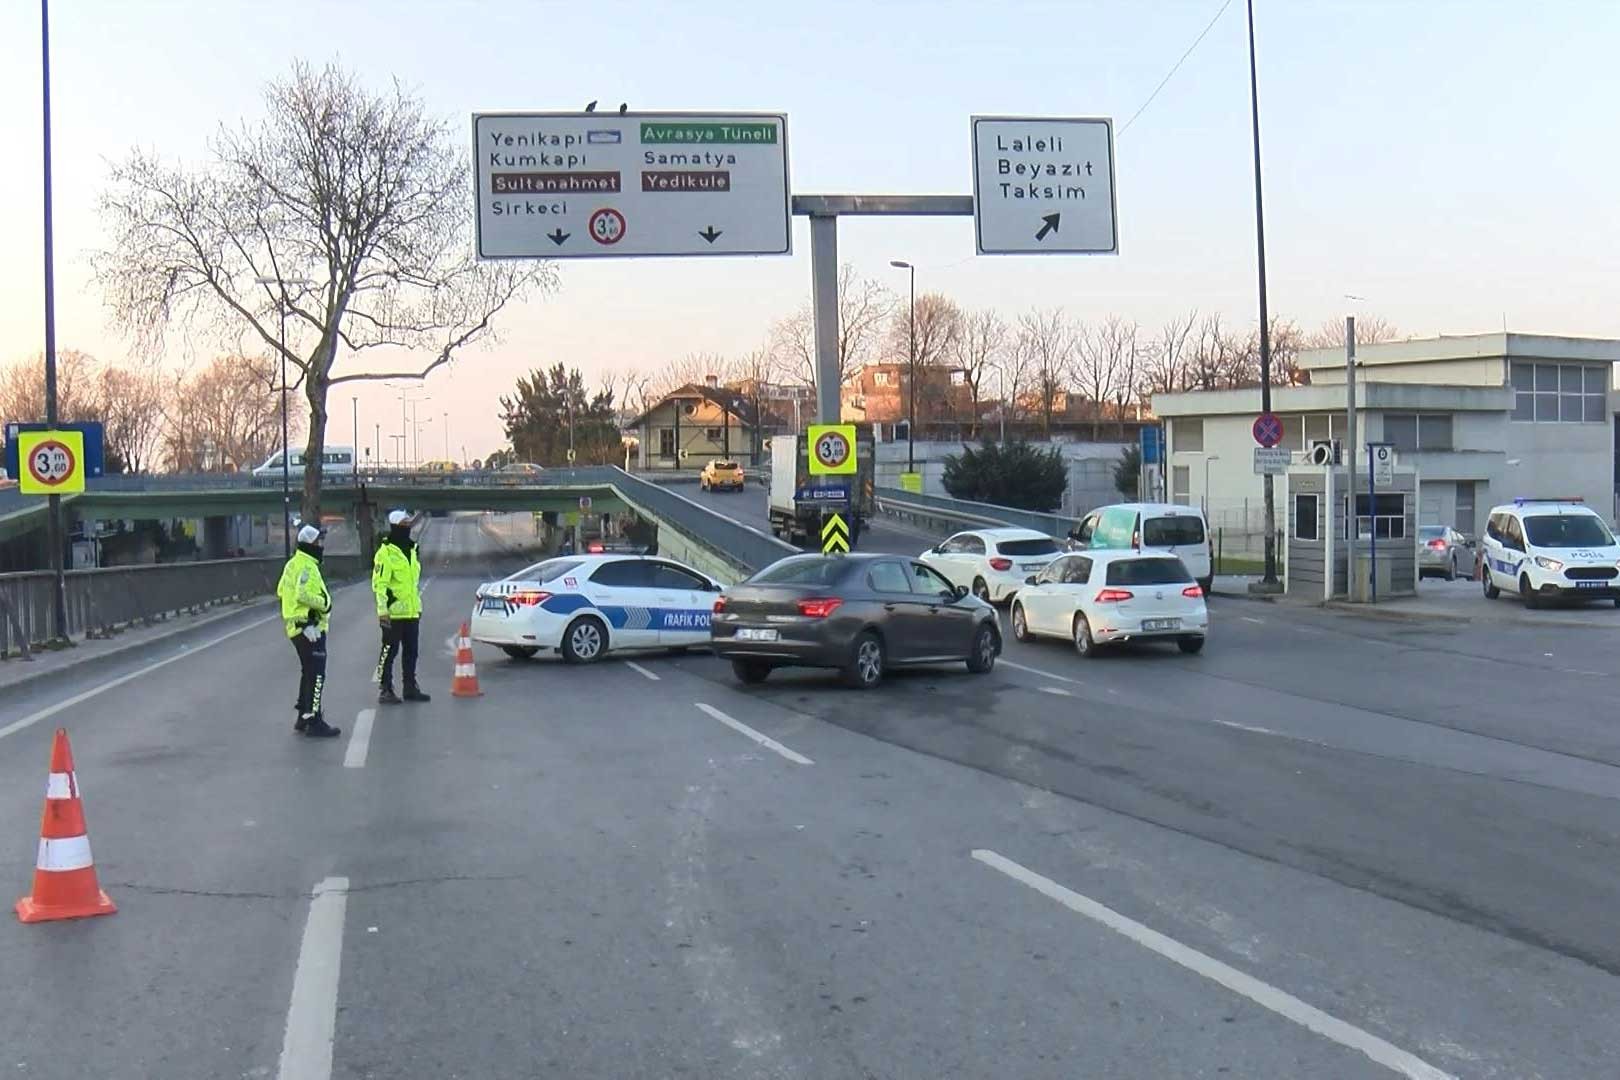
373,509,430,705
277,524,341,738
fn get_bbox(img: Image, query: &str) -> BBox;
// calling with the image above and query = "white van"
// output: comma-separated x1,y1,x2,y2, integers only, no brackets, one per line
1481,498,1620,608
1065,502,1214,595
251,446,357,478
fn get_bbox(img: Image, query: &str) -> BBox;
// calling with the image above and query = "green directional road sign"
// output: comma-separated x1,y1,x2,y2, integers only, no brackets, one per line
821,513,850,556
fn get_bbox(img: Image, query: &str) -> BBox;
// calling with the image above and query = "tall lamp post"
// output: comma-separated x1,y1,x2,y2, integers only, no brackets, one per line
889,259,917,472
1245,0,1280,591
254,273,312,556
38,0,69,638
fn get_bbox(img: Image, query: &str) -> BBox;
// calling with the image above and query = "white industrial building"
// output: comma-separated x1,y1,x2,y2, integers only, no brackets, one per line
1151,333,1620,544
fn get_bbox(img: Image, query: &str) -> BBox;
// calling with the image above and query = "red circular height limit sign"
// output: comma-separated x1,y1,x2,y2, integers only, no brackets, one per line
26,438,77,488
589,208,626,245
813,430,851,471
1252,412,1284,448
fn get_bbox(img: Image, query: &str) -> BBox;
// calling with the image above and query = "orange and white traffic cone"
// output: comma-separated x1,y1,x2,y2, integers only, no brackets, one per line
15,728,116,923
451,622,483,698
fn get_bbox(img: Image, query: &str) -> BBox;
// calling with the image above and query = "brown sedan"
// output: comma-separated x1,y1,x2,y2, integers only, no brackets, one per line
711,553,1002,689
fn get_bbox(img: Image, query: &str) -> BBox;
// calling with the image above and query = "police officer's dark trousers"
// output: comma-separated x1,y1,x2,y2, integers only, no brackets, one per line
375,618,420,691
292,632,327,717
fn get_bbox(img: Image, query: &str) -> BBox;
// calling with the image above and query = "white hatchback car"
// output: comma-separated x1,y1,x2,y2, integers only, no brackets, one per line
470,554,723,662
919,527,1063,604
1481,499,1620,608
1011,549,1209,658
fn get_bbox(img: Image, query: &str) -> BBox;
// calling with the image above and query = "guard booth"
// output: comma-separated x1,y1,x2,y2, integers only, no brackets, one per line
1285,459,1419,602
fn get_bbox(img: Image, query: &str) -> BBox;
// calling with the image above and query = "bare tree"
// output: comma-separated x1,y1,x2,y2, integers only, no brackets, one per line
1074,317,1133,440
951,308,1008,436
1105,319,1143,438
654,352,731,397
162,354,297,472
95,361,166,473
771,263,895,391
0,349,104,430
1305,314,1400,350
95,61,552,518
1268,317,1307,387
1013,308,1074,438
1146,309,1197,394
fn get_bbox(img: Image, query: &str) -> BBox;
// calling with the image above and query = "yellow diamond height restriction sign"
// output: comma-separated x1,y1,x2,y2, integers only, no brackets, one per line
18,429,86,495
821,513,851,555
807,424,857,476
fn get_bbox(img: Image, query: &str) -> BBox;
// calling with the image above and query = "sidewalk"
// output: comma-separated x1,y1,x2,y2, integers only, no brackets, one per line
1211,572,1620,629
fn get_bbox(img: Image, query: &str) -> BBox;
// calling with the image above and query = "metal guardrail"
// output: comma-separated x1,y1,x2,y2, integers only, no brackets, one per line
874,487,1082,539
607,468,796,575
0,554,364,659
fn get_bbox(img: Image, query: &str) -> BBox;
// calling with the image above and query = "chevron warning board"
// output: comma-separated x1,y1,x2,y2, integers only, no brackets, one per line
821,513,850,556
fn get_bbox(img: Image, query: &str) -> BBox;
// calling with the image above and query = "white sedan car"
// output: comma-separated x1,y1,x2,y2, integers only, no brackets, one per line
1010,549,1208,658
919,527,1063,604
471,554,723,663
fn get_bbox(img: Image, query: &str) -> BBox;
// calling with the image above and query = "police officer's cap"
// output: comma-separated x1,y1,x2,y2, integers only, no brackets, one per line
297,524,322,545
388,509,411,526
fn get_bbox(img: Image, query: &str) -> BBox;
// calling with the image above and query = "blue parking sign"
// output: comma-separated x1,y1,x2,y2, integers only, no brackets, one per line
1139,425,1162,465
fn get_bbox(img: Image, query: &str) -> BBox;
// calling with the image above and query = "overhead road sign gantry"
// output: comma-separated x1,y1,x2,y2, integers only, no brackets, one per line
473,112,791,259
971,116,1117,255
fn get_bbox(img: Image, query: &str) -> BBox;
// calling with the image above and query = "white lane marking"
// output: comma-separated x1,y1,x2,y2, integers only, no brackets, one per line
1241,616,1265,624
0,613,279,743
343,709,376,769
695,702,813,766
277,875,350,1080
971,850,1456,1080
999,658,1081,684
1206,716,1285,737
1038,686,1072,698
625,660,661,681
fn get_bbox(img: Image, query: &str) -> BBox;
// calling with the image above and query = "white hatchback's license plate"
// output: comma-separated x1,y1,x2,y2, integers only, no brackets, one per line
1141,618,1180,631
1020,562,1050,571
736,628,779,642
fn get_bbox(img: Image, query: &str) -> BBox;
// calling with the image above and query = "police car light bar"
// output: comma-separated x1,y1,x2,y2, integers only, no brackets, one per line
1513,496,1585,505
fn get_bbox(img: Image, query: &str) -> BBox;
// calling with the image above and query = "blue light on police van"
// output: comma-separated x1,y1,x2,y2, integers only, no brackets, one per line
1513,496,1585,506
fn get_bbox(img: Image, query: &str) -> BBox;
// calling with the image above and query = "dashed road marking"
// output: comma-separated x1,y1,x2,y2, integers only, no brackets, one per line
999,659,1081,684
695,702,813,765
1038,686,1073,697
1241,616,1265,624
625,660,661,681
971,850,1456,1080
276,875,350,1080
343,709,376,769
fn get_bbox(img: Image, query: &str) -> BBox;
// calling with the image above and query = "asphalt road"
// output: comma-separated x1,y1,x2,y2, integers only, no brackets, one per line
2,507,1617,1078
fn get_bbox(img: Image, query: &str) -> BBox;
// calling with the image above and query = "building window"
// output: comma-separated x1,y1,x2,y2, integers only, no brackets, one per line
1281,415,1303,449
658,429,675,458
1349,493,1406,539
1303,413,1351,447
1173,418,1203,453
1512,362,1607,423
1382,413,1453,452
950,370,967,386
1171,465,1191,506
1294,494,1319,541
874,371,894,387
705,427,723,442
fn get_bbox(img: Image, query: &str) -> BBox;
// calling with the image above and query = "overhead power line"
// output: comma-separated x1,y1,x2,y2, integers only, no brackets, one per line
1119,0,1236,137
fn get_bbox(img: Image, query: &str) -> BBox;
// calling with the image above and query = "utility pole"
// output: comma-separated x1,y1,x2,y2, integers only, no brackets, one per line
1345,314,1359,599
891,260,917,472
39,0,67,639
352,397,359,461
1246,0,1281,593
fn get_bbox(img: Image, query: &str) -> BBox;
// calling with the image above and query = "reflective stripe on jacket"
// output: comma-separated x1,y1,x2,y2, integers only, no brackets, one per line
372,539,423,618
277,550,331,638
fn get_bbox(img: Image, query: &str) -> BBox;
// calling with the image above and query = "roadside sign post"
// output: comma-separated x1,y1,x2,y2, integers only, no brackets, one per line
970,117,1117,255
473,112,791,260
806,424,857,476
1367,443,1395,605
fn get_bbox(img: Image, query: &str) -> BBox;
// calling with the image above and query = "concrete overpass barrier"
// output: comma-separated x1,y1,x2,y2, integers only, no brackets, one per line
609,470,795,584
0,555,365,658
874,487,1081,540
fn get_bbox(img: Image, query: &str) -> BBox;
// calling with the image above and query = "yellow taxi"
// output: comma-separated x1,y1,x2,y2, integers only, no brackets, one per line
421,459,459,474
700,459,745,492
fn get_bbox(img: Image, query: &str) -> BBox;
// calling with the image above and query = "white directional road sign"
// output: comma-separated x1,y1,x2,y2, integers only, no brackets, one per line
971,116,1117,256
474,112,791,260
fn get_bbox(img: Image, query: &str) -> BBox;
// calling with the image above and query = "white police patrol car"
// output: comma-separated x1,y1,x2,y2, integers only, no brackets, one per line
1480,499,1620,609
470,554,723,662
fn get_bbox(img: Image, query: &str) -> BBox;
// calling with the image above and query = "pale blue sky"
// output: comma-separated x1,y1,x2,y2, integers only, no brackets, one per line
2,0,1617,458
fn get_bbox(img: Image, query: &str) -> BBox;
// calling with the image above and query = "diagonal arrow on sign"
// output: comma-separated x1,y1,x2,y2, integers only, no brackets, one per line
821,513,850,556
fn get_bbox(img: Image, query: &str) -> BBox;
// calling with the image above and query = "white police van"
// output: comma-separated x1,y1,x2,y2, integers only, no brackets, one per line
470,553,723,662
1480,498,1620,609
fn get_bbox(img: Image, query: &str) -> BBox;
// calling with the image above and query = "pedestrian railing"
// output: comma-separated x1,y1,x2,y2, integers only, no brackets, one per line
0,554,365,659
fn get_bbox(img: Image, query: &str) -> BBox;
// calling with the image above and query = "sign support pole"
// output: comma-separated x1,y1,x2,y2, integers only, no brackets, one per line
39,0,68,641
1367,443,1378,606
1345,315,1358,600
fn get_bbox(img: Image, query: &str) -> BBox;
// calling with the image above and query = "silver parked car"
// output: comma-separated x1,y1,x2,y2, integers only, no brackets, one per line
1418,525,1473,580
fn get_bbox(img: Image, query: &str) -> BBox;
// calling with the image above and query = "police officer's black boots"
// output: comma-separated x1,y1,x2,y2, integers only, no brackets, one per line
378,687,402,706
403,684,431,703
302,713,341,738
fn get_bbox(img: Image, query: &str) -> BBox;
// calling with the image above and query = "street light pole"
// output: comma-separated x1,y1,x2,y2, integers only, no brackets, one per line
1203,454,1220,517
39,0,68,638
443,411,449,461
1246,0,1280,591
255,274,310,556
890,260,917,472
351,396,358,462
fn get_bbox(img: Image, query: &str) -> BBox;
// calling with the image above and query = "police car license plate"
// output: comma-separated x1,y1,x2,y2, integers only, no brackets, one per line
479,598,507,613
736,628,779,642
1142,618,1180,631
1575,580,1606,589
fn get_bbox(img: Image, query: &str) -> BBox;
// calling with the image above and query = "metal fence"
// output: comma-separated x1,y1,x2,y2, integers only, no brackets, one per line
0,554,364,659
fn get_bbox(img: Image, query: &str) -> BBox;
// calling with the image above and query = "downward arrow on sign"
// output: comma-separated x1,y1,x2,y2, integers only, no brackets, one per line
547,229,570,246
698,226,723,244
